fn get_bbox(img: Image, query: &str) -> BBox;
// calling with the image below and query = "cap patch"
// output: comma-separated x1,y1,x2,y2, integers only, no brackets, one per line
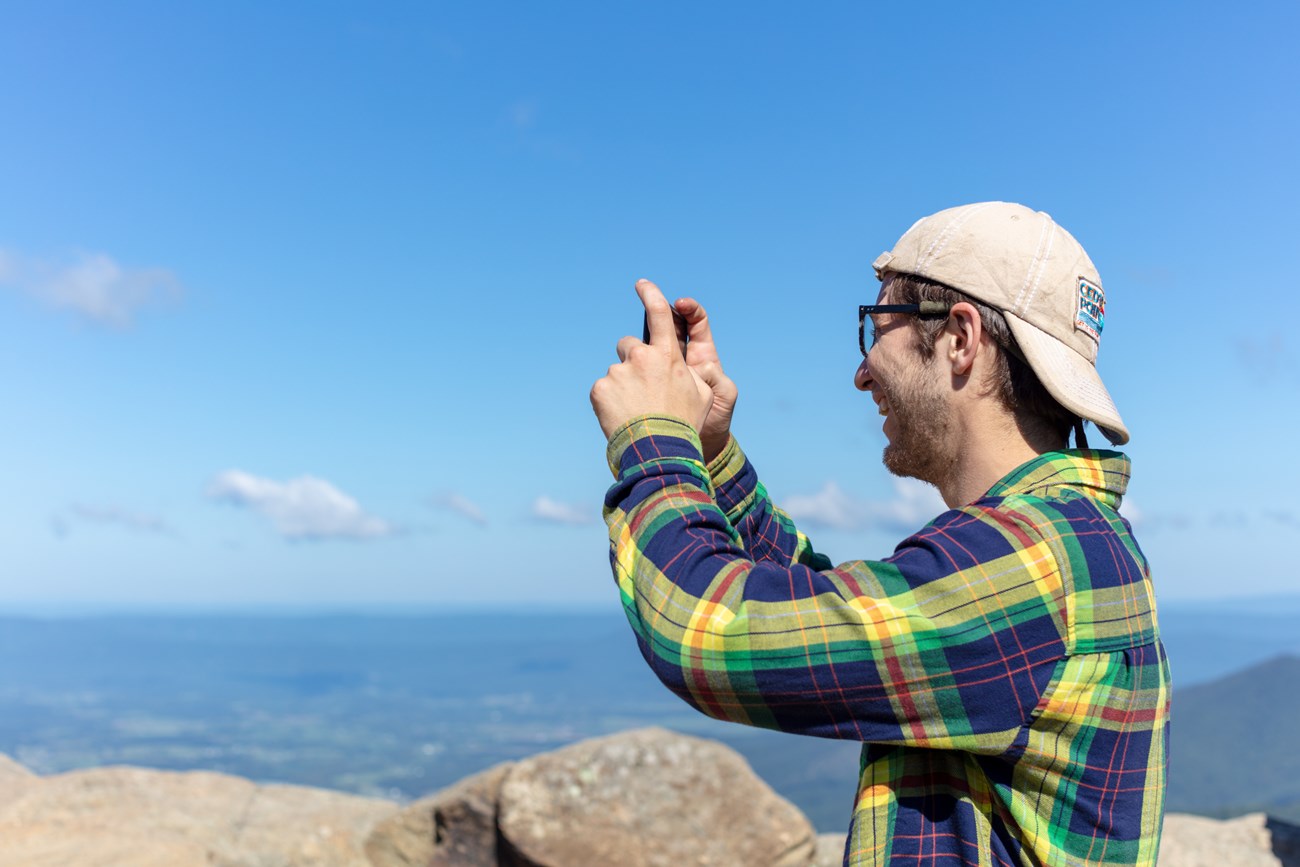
1076,276,1105,341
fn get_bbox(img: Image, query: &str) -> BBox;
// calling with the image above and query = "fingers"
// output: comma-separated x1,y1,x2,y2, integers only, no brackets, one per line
687,365,716,412
691,359,725,388
673,296,716,345
693,359,739,406
616,335,640,362
634,279,676,351
674,296,723,367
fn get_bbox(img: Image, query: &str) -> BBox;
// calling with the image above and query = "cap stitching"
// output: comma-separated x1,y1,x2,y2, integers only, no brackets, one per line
916,202,996,273
1012,216,1053,314
1011,218,1051,311
917,202,990,270
1020,221,1058,316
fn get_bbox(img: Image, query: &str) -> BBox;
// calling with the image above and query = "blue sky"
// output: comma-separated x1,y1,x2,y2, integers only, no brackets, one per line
1,1,1296,611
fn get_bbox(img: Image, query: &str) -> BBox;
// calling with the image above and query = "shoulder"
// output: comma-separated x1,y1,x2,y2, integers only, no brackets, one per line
890,496,1062,575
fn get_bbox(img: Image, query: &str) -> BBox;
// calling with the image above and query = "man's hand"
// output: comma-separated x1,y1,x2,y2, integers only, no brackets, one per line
674,296,739,462
590,279,715,440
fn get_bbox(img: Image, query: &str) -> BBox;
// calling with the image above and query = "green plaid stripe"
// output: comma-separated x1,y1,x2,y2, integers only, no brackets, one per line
603,416,1169,866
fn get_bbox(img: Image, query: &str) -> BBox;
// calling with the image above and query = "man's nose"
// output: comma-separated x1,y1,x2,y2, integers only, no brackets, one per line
854,357,873,392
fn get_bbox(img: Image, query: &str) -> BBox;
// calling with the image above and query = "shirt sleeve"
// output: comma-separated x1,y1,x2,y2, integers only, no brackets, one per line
704,434,834,571
603,415,1070,751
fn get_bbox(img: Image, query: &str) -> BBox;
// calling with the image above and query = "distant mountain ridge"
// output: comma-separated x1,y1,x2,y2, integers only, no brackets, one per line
1,612,1297,831
1168,654,1300,824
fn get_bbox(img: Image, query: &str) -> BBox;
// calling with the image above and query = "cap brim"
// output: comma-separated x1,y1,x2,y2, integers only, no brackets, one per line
1004,313,1130,446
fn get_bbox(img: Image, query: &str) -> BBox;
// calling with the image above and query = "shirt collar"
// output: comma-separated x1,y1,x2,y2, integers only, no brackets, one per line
984,449,1131,511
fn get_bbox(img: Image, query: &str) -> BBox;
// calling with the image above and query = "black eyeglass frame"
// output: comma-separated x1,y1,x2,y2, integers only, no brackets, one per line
858,302,950,358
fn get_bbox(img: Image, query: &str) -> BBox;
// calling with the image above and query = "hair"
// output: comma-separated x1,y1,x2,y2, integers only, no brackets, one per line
884,271,1080,447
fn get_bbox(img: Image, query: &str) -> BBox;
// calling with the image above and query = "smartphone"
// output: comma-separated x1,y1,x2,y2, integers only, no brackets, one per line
643,307,689,359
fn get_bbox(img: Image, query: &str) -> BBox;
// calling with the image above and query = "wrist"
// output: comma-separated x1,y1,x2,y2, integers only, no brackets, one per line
605,415,705,479
701,432,731,464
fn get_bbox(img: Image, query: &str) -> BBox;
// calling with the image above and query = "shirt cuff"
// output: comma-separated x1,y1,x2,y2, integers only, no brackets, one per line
707,435,759,517
705,433,741,478
605,415,706,479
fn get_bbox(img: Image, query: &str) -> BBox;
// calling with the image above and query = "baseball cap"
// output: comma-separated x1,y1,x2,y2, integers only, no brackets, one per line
872,201,1129,445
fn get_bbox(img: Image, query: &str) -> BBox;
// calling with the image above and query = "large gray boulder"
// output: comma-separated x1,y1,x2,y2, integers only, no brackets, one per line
17,744,1300,867
0,762,396,867
1159,812,1300,867
812,834,848,867
0,753,38,812
0,753,35,782
496,727,816,867
366,762,513,867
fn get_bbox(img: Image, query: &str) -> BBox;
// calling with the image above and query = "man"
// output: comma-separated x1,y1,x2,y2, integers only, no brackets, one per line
589,202,1169,867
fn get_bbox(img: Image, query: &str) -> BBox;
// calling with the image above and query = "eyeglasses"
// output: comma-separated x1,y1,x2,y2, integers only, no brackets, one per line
858,302,950,357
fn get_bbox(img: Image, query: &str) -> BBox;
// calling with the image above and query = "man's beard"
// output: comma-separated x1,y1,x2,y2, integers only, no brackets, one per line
879,371,955,487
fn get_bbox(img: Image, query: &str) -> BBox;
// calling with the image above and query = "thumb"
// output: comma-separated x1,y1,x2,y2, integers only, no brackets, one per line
692,360,726,388
634,279,676,351
691,360,738,401
688,365,716,409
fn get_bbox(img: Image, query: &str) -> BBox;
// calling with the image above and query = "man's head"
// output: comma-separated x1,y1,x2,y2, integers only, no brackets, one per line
882,271,1080,448
869,202,1127,447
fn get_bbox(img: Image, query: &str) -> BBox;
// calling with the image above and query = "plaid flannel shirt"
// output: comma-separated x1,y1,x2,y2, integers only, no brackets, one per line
603,415,1169,867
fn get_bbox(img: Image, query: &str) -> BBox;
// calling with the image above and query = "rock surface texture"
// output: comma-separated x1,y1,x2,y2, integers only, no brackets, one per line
0,764,396,867
1158,812,1300,867
495,727,815,867
365,762,513,867
1,730,1297,866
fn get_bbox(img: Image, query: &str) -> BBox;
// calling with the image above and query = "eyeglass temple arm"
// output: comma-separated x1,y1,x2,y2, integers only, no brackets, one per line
861,302,951,316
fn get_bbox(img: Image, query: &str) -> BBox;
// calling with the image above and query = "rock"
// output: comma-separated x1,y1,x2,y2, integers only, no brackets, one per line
1159,812,1300,867
811,833,847,867
366,762,513,867
0,753,35,782
22,739,1300,867
496,727,816,867
0,753,38,811
0,764,396,867
808,814,1300,867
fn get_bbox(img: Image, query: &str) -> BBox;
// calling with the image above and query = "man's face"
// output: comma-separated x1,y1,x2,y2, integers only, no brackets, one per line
854,280,956,485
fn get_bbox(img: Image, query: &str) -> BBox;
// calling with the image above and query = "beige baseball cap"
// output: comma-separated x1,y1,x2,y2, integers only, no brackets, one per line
872,201,1128,445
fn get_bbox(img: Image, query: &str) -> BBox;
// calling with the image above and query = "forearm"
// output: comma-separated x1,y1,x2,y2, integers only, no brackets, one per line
603,415,1067,747
604,416,853,736
706,435,832,570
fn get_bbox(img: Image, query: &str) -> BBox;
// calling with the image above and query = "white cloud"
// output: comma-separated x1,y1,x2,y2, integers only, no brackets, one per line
0,248,182,327
52,503,176,538
208,470,392,541
531,495,594,526
781,482,863,530
783,478,946,534
431,492,488,526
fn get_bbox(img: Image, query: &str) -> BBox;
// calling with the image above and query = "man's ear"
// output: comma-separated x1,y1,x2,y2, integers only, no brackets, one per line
944,301,983,377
